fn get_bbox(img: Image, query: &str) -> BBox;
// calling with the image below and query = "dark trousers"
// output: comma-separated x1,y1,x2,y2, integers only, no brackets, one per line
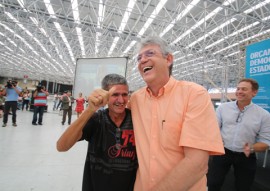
32,106,45,124
3,101,17,124
53,100,58,110
57,101,62,109
62,106,72,124
207,148,257,191
22,100,30,110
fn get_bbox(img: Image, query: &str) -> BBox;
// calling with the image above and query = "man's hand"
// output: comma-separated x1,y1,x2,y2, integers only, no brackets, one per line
243,143,253,157
87,87,115,110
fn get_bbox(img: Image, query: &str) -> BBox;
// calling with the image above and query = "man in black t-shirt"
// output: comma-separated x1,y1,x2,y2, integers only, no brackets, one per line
57,74,137,191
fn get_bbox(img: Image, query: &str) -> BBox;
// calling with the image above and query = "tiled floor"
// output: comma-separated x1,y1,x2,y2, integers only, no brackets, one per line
0,100,87,191
1,100,270,191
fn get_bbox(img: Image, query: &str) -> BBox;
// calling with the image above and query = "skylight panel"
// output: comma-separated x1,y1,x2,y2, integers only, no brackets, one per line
244,0,270,14
174,54,193,62
123,0,168,57
205,21,260,50
44,0,75,64
171,0,236,45
54,22,75,62
95,0,106,55
76,27,85,56
44,0,57,19
138,0,168,37
17,0,27,12
15,0,66,71
186,18,237,48
119,0,136,33
71,0,85,56
71,0,80,24
0,23,38,56
0,32,17,47
5,11,64,69
108,0,136,56
108,37,119,56
98,0,105,24
2,45,13,52
123,40,136,54
160,0,200,37
262,15,270,21
171,7,223,45
224,51,240,58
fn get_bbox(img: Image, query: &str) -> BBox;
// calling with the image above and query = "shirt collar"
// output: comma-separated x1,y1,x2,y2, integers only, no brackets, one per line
235,101,254,111
146,76,176,98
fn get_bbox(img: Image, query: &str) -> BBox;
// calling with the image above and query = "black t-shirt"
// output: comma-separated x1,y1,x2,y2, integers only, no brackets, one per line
80,108,138,191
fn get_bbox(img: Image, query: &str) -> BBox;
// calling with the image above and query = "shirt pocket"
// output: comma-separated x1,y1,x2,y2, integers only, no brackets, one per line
160,121,181,151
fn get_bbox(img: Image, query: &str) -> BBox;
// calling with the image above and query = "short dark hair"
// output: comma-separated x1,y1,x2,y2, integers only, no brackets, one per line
137,36,173,76
101,74,128,91
238,78,259,91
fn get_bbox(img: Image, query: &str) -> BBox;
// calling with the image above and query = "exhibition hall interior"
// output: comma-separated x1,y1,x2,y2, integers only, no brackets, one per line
0,0,270,190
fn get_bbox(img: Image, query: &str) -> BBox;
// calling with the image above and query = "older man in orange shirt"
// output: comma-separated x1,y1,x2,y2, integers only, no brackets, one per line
129,36,224,191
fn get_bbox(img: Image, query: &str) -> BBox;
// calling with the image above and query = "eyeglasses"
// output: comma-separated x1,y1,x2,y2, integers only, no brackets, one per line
137,49,158,63
115,128,121,150
236,111,244,123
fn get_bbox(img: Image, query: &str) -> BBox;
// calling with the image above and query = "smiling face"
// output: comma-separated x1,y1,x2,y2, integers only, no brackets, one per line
235,81,257,105
108,84,129,117
137,44,173,90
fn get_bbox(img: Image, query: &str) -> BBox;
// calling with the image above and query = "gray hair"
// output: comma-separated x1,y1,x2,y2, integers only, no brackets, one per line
136,36,173,75
101,73,128,91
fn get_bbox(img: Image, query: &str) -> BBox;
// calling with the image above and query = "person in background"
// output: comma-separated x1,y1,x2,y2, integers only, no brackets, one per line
56,92,63,110
84,96,88,108
17,93,23,110
207,78,270,191
23,86,28,93
57,74,137,191
129,36,224,191
0,89,5,118
2,80,22,127
61,91,74,125
53,92,59,111
32,84,49,125
75,92,85,118
22,90,31,111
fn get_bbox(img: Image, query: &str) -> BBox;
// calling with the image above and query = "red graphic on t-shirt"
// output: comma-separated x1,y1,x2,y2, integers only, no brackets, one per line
108,130,136,160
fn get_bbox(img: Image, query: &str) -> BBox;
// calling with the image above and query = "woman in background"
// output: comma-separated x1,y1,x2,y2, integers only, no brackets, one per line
75,92,85,118
22,90,31,111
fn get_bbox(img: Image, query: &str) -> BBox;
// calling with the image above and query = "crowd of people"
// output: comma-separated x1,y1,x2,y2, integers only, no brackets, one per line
1,35,270,191
0,82,87,127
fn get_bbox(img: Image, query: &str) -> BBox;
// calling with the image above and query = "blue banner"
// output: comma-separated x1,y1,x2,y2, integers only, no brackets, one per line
245,38,270,112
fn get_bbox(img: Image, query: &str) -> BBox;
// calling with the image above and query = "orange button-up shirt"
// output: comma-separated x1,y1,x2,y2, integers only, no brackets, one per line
130,77,224,191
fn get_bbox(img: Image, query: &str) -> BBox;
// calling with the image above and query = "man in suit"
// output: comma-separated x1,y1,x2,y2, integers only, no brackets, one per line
61,91,74,125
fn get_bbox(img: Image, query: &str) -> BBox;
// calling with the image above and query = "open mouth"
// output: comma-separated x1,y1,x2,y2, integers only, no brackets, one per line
115,103,125,107
143,66,153,73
